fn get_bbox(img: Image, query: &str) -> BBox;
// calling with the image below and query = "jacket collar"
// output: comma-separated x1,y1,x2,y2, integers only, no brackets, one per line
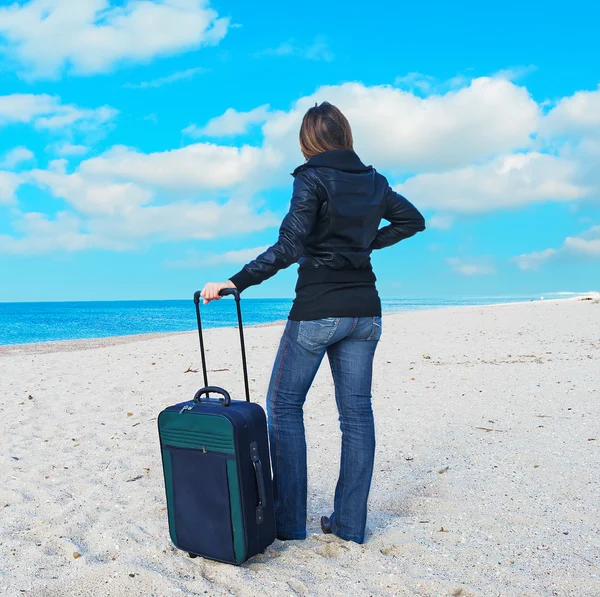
292,149,373,176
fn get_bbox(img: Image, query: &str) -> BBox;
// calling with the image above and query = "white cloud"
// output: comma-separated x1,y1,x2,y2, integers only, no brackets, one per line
393,67,534,99
15,138,282,254
513,226,600,270
542,86,600,138
0,211,129,255
164,245,270,268
0,93,57,123
262,77,540,174
0,93,118,130
0,171,22,204
257,36,334,62
29,166,154,216
19,157,280,253
1,198,278,255
184,105,271,137
492,65,537,82
78,143,283,191
427,214,454,230
398,152,589,214
0,0,229,80
36,105,117,131
124,66,206,89
394,72,469,96
303,37,334,62
447,257,496,276
564,226,600,257
86,200,277,242
1,146,34,168
513,248,558,271
204,245,270,265
394,72,438,94
48,142,89,157
259,41,295,57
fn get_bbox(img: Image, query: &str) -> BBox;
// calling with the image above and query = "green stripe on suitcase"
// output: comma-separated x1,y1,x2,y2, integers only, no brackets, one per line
160,434,234,453
162,448,178,546
159,411,235,453
227,459,246,563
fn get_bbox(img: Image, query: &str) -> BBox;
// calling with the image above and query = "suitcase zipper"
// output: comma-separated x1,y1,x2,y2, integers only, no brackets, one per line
179,404,194,414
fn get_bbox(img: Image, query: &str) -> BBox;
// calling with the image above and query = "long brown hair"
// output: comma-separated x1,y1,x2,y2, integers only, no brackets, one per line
299,101,354,159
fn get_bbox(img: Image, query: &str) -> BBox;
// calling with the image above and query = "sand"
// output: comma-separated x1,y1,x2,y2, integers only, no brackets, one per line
1,296,598,597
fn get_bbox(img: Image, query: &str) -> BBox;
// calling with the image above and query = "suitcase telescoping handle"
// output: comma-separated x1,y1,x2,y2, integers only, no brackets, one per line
193,288,250,403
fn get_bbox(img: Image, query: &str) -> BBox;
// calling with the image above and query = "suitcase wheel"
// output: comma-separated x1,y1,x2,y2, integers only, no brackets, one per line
188,553,198,559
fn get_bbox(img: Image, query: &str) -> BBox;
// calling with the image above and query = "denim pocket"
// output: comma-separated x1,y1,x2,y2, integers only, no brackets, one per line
297,318,339,349
366,316,382,341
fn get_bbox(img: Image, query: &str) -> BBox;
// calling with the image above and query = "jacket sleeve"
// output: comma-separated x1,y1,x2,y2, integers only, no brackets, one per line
369,184,426,250
229,171,321,292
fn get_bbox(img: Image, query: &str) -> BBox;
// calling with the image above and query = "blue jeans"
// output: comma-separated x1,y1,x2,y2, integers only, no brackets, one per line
266,316,381,543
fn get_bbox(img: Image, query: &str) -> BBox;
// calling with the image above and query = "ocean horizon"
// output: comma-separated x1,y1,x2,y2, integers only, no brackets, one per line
0,295,563,346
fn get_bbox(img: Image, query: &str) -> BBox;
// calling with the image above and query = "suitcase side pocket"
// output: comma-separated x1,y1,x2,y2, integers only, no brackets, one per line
168,446,236,563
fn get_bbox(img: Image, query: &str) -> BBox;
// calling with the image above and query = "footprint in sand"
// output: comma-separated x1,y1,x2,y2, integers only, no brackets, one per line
380,544,409,557
315,542,345,558
287,579,309,596
452,588,478,597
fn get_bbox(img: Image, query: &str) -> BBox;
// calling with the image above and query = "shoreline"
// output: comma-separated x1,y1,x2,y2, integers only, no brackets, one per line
1,293,597,357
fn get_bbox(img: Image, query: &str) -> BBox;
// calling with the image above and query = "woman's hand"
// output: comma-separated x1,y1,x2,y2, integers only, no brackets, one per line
200,280,237,304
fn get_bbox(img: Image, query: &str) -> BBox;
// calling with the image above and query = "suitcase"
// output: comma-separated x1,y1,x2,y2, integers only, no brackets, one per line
157,288,276,565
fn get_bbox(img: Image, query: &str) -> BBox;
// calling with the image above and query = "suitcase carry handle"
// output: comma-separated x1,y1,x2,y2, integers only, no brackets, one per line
192,288,250,403
193,386,231,407
250,442,266,524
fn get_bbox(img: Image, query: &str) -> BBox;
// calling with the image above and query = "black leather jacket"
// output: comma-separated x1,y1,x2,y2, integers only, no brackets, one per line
230,150,426,292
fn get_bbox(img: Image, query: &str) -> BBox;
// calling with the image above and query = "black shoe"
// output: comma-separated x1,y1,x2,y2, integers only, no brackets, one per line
320,516,333,535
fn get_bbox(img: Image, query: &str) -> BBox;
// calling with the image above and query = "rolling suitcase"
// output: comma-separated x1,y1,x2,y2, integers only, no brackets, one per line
157,288,276,565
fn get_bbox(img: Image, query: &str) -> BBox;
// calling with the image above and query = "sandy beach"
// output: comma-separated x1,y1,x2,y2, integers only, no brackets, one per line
1,297,598,597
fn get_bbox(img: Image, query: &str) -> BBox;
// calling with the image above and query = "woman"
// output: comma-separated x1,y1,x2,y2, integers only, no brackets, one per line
201,102,425,544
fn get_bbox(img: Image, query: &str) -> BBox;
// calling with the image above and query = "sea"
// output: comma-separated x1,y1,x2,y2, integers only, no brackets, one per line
0,296,544,346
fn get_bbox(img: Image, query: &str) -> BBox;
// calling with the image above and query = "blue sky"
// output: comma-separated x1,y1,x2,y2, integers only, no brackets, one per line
0,0,598,302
